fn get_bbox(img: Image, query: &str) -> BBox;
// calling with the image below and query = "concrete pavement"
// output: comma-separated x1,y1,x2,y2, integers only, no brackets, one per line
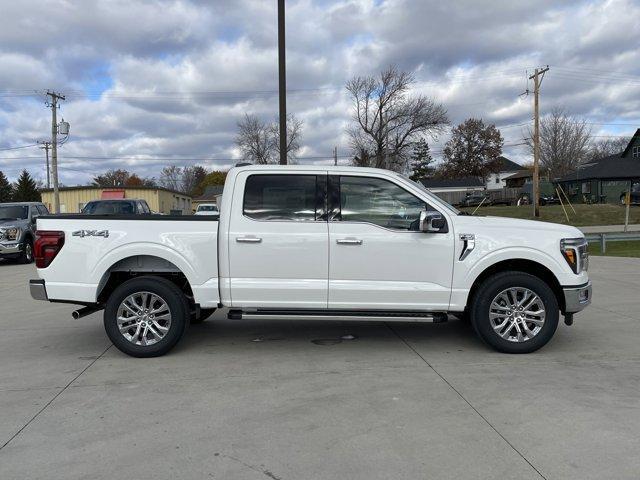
0,257,639,479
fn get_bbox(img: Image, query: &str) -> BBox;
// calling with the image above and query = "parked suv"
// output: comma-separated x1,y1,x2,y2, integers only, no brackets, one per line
0,202,49,263
81,199,151,215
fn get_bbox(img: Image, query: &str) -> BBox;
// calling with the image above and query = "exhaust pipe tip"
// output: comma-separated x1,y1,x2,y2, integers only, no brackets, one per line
72,306,103,320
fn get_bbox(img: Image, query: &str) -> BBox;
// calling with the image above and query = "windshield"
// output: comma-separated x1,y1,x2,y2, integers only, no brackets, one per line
0,205,28,220
197,205,218,211
82,201,136,215
402,176,461,215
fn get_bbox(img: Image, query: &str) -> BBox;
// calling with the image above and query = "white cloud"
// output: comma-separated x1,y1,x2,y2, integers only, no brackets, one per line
0,0,639,183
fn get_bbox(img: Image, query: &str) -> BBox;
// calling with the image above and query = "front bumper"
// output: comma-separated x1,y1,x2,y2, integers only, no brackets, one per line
29,279,48,301
563,281,592,313
0,242,22,257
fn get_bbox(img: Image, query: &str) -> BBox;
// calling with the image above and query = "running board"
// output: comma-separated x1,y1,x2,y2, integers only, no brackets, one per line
228,309,448,323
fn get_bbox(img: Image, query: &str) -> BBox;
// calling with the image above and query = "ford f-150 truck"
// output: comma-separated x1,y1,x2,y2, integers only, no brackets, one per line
29,165,592,357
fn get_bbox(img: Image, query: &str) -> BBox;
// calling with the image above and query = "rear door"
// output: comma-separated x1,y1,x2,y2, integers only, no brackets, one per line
327,174,455,311
227,171,329,308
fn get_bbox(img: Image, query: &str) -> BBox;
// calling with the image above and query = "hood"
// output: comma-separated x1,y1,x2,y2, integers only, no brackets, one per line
455,214,583,238
0,218,28,229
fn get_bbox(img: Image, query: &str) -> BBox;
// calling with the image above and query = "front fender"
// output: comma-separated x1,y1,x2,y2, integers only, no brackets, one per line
461,246,568,288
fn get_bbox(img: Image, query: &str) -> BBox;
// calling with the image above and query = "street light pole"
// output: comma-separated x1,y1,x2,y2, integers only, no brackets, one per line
278,0,287,165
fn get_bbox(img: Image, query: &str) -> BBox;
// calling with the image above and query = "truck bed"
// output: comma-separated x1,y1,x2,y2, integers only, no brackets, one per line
36,215,220,308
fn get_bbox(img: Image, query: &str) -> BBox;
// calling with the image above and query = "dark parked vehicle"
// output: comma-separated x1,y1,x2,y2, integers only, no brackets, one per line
620,183,640,205
81,199,152,215
0,202,49,263
459,194,491,207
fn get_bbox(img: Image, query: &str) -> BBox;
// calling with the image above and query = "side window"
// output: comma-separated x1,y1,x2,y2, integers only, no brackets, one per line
141,201,151,214
243,174,326,221
37,205,49,215
333,176,431,231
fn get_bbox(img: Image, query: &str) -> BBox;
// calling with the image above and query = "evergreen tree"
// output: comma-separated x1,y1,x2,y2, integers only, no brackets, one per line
409,138,434,181
12,170,41,202
0,170,13,202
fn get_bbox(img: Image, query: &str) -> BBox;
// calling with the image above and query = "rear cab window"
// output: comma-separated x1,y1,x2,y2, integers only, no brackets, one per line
243,174,327,221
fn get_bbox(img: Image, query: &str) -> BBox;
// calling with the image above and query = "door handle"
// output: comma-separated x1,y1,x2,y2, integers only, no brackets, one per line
236,236,262,243
336,238,363,245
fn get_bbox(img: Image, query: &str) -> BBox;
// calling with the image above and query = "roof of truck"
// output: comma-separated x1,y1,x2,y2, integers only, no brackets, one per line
231,164,404,176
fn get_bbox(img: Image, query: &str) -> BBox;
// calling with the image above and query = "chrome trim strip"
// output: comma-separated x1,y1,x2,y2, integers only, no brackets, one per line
237,313,441,323
459,233,475,260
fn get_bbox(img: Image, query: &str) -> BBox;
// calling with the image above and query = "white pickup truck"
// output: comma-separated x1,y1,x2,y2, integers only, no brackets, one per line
30,165,591,357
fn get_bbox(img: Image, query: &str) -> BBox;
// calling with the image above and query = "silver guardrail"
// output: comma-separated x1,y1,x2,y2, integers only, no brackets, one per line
584,232,640,254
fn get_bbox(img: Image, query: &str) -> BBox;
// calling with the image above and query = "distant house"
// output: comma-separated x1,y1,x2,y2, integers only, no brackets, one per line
485,156,527,190
556,128,640,204
192,185,224,212
420,177,485,205
503,170,533,189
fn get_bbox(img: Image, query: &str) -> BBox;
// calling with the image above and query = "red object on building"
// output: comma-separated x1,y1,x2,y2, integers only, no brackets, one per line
101,189,125,199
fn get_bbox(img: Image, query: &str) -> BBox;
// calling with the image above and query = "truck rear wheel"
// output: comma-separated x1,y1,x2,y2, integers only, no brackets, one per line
104,276,189,357
470,272,559,354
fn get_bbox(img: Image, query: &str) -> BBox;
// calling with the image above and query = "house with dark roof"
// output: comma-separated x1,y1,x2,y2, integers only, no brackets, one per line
556,129,640,204
485,156,527,190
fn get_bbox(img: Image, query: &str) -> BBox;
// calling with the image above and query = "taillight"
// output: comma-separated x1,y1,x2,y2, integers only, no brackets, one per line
34,230,65,268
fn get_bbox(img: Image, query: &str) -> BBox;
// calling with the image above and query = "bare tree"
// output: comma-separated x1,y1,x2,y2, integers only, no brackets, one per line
159,165,183,191
182,165,207,196
236,114,274,164
270,114,303,163
346,65,449,172
588,136,630,161
236,114,303,164
440,118,504,181
526,109,591,179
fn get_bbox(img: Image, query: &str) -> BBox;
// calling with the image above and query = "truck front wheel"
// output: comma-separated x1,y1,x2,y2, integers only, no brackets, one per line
104,276,190,357
470,272,559,354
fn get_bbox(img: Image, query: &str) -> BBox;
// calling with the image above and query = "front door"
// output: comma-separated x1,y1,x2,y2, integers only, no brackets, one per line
227,171,328,308
328,174,455,311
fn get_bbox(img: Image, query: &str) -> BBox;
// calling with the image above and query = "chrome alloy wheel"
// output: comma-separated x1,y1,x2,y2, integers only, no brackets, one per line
489,287,546,343
116,292,172,346
24,243,33,262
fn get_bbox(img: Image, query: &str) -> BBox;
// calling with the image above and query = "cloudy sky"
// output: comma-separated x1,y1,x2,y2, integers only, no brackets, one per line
0,0,639,184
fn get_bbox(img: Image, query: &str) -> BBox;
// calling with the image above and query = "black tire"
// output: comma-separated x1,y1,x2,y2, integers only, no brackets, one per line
104,276,190,357
20,239,34,264
470,272,559,354
191,308,216,324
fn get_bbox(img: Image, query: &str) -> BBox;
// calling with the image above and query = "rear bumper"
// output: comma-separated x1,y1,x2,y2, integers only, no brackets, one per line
29,279,48,301
563,281,592,313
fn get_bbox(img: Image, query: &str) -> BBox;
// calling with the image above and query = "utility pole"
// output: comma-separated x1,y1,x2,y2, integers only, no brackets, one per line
278,0,287,165
529,66,549,218
37,141,51,189
46,90,65,213
334,146,338,166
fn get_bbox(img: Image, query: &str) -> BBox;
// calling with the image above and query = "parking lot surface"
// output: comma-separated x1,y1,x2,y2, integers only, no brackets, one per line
1,257,638,480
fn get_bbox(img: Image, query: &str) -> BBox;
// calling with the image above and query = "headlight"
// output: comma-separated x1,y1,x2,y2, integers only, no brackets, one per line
1,227,20,241
560,238,589,274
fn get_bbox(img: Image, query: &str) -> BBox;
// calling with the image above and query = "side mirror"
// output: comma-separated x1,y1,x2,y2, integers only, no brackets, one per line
419,211,447,233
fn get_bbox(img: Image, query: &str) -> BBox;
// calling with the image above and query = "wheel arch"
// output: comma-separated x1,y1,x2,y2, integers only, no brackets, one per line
96,254,194,305
467,259,565,313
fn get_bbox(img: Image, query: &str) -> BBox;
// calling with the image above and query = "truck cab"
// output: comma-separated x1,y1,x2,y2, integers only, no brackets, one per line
30,165,592,357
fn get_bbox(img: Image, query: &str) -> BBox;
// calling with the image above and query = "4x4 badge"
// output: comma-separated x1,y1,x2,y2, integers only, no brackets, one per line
72,230,109,238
